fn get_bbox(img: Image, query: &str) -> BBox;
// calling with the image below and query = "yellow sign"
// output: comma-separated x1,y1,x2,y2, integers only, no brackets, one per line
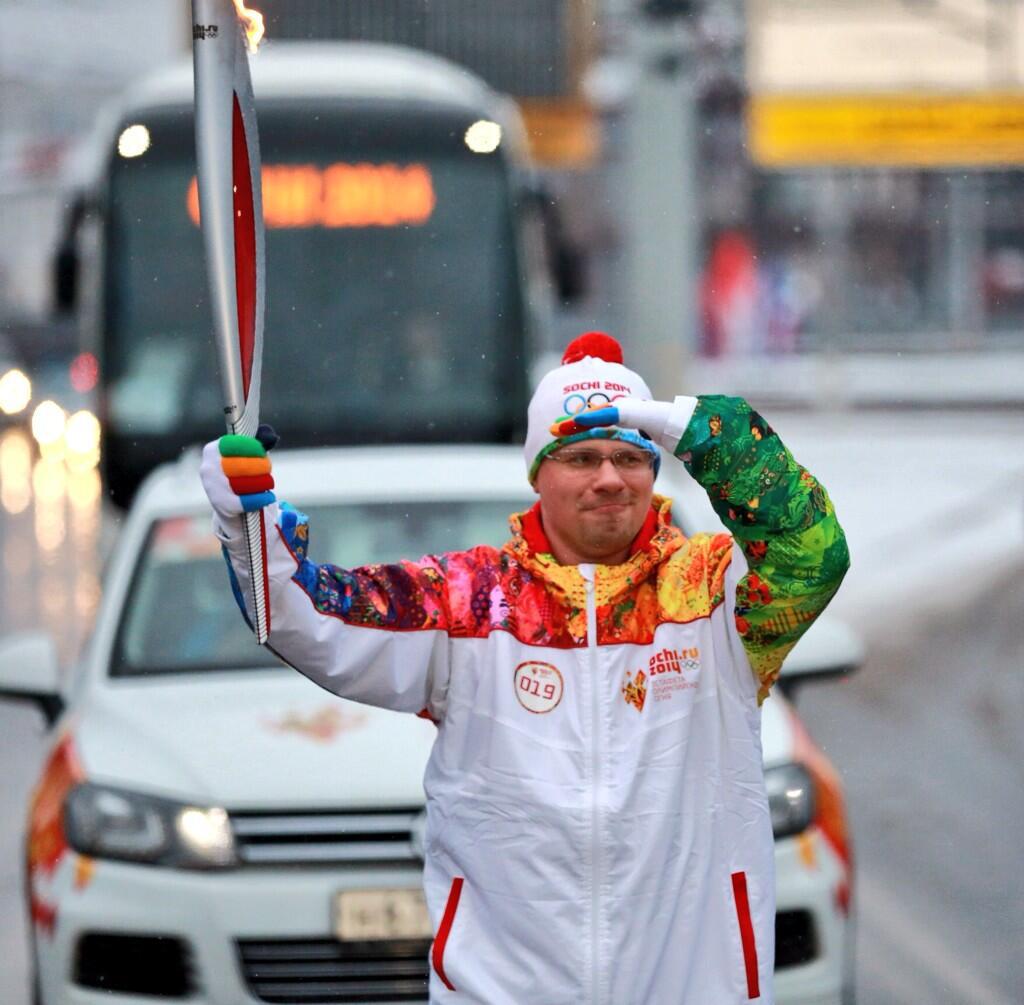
187,162,436,229
749,93,1024,167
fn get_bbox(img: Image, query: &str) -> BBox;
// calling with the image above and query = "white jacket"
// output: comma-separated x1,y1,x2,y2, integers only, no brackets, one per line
216,395,849,1003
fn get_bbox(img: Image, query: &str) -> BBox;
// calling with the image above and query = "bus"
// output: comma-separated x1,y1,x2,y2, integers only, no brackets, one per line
56,42,575,506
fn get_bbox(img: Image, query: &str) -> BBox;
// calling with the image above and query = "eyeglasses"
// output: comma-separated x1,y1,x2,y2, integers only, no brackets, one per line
547,448,655,474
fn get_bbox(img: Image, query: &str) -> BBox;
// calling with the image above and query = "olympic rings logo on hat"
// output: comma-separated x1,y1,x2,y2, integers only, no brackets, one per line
562,390,627,416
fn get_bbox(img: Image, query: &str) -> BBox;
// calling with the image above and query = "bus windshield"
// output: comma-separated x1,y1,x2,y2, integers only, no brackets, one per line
104,101,528,446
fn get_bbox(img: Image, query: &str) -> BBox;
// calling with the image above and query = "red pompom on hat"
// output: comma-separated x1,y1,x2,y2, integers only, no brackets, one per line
561,331,624,366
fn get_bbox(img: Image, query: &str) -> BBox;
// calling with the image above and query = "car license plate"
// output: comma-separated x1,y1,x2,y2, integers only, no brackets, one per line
334,888,433,941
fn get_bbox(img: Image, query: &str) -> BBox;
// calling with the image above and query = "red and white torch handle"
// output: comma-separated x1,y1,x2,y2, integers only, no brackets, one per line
192,0,269,642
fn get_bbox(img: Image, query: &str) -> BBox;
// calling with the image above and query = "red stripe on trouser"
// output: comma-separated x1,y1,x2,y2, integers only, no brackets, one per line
731,871,760,999
432,877,464,991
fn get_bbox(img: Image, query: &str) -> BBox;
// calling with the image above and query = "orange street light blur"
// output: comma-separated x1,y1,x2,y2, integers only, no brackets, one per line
0,368,32,415
64,410,101,473
0,429,32,515
31,401,66,447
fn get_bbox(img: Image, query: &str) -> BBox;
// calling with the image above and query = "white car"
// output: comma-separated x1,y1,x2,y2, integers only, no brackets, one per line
0,445,861,1005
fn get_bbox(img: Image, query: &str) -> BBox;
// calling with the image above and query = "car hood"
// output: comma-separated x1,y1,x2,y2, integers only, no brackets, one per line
72,669,796,808
74,670,436,809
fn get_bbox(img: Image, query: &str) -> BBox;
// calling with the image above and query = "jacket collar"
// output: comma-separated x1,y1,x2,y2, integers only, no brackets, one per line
504,494,685,607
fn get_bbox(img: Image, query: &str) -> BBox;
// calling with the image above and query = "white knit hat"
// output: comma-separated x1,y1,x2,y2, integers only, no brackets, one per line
525,332,657,481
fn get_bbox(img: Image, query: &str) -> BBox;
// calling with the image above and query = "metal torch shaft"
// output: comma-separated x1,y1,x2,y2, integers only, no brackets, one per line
192,0,270,642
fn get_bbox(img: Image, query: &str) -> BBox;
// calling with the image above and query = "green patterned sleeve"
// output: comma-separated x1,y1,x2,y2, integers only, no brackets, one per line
675,395,850,700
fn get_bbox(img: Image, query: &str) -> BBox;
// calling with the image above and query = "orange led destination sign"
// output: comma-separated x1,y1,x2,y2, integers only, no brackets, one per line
187,162,436,228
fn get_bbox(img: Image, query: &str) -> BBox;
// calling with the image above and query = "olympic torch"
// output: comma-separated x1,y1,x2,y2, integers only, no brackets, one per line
191,0,270,643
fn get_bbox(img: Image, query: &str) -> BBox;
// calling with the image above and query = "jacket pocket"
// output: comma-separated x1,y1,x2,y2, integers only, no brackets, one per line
730,871,760,999
432,876,465,992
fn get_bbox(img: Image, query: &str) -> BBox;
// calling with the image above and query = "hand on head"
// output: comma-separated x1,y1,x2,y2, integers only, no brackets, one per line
549,403,621,438
551,397,674,442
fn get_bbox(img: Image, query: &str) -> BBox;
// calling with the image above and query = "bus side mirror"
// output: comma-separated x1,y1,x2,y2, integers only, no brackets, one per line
552,233,587,304
52,191,94,316
525,182,588,304
54,241,79,315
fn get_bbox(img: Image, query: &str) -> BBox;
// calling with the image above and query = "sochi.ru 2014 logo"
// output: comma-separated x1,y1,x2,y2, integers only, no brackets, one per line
648,647,700,676
649,647,701,703
513,661,564,714
623,648,701,712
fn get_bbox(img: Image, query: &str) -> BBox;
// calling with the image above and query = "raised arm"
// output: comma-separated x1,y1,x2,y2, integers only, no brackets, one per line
200,437,451,719
674,395,849,696
574,394,850,699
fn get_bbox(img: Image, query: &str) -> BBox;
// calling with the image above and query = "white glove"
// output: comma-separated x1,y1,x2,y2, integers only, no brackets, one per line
572,396,697,449
199,432,276,523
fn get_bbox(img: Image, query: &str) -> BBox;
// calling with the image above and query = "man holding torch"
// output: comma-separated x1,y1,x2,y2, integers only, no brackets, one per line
201,324,849,1002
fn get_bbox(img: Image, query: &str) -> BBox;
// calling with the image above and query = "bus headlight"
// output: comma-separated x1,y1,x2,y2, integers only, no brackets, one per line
765,763,815,839
64,782,237,869
117,124,151,159
464,119,501,154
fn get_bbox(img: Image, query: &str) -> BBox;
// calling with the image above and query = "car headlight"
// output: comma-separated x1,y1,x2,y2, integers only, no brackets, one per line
64,782,237,869
764,763,815,839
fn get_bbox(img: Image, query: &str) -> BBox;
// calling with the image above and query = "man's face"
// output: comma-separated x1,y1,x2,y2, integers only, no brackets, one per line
533,439,656,564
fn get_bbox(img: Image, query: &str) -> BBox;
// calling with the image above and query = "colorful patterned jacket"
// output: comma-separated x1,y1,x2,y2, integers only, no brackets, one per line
217,395,849,1005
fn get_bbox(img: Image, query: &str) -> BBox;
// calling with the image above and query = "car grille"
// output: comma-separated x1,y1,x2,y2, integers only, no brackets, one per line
236,909,816,1001
230,808,422,866
237,937,430,1003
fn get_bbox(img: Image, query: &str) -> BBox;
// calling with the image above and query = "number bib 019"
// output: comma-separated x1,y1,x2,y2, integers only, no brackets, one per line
513,661,564,714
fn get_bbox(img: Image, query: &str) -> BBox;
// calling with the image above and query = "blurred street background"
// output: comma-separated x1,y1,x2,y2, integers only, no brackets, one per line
1,1,1022,1003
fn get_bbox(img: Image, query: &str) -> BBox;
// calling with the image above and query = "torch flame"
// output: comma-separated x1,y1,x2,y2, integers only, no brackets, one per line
232,0,265,53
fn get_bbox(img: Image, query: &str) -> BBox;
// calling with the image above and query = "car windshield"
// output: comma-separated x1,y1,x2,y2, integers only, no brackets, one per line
111,498,527,677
